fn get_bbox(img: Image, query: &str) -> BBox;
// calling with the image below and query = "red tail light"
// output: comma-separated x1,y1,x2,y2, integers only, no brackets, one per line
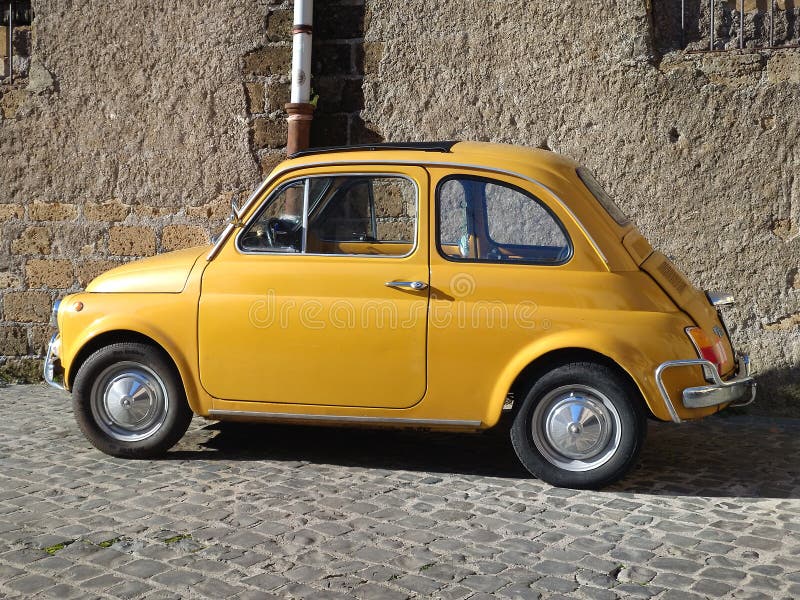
685,327,728,376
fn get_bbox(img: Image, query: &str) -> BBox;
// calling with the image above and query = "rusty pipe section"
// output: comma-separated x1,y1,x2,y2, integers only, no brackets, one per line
8,0,13,83
286,0,314,156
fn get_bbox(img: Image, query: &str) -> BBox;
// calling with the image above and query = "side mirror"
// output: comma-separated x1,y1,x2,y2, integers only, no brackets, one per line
229,198,243,227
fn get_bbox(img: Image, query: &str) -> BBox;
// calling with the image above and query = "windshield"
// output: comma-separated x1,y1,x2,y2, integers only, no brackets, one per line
576,168,629,226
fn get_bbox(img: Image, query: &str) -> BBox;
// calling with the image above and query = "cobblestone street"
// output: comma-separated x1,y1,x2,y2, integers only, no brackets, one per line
0,384,798,599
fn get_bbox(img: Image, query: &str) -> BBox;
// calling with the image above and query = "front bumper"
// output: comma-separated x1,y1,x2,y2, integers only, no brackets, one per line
655,354,756,423
44,333,65,390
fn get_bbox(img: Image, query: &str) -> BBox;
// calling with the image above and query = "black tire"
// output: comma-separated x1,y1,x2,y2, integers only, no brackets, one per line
72,342,193,458
510,361,646,489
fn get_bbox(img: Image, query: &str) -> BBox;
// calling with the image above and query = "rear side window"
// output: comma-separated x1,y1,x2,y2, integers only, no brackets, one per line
577,168,629,226
436,176,571,264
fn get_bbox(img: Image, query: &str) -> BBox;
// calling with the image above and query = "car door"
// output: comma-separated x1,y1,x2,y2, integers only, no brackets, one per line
197,166,430,408
425,167,598,419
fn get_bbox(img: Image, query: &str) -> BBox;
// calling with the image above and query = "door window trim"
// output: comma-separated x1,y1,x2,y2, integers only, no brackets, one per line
435,174,574,266
234,172,420,259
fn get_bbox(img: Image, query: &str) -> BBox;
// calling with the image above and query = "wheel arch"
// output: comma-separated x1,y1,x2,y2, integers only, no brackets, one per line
66,328,203,415
505,347,647,416
484,333,663,427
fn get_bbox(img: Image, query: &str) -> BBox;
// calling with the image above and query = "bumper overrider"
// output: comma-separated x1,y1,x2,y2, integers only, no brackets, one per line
44,333,65,390
655,354,756,423
44,300,65,390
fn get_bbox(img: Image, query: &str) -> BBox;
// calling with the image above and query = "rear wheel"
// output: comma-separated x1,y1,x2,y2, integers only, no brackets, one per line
72,342,192,458
510,361,646,488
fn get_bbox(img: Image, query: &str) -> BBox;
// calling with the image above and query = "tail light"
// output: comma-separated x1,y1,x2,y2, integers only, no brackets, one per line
685,327,728,379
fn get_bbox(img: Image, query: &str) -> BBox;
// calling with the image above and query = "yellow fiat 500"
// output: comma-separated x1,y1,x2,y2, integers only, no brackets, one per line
46,142,755,488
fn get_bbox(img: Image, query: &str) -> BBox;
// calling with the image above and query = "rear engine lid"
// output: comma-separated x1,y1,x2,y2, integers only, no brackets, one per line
640,250,736,376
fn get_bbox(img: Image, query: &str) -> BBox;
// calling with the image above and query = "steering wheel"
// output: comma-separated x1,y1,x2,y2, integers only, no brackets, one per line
263,217,283,247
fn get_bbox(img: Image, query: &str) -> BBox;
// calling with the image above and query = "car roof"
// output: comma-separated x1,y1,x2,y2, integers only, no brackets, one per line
281,141,580,183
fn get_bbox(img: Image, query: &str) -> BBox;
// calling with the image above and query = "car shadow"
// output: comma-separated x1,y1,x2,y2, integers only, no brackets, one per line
170,414,800,499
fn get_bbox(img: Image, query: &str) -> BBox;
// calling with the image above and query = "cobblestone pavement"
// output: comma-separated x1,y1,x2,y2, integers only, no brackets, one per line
0,385,799,599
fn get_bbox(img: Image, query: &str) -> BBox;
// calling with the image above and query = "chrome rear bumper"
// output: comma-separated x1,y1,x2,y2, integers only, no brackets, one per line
655,354,756,423
44,333,65,390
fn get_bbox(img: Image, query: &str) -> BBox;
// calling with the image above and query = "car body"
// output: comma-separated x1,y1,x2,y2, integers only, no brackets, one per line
45,141,755,487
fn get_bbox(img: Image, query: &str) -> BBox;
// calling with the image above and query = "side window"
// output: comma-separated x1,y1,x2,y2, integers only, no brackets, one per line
485,182,568,249
238,175,417,257
439,180,469,253
239,180,305,253
313,180,374,242
437,176,571,264
308,175,416,256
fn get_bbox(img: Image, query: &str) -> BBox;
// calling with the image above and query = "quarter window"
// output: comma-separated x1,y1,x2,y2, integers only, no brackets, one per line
437,176,571,264
239,180,305,253
577,168,629,226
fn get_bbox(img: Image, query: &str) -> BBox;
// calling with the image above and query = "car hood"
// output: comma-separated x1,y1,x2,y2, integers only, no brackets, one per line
86,246,207,293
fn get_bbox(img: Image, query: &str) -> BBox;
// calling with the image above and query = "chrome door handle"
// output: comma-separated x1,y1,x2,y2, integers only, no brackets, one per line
385,280,428,291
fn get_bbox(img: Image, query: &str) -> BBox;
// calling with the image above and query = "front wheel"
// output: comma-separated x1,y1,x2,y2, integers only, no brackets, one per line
510,362,646,489
72,342,193,458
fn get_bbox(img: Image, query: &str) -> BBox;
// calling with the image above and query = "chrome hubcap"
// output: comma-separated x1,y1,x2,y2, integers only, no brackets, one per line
90,362,169,442
532,385,621,472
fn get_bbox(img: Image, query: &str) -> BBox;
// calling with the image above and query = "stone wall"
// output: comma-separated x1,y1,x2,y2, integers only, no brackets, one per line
0,0,266,380
1,0,798,414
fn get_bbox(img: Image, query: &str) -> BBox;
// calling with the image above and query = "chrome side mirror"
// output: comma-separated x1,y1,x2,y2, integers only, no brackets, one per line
229,197,243,227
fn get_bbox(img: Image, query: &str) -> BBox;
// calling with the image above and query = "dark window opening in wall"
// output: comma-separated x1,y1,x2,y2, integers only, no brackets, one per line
653,0,799,52
1,1,34,83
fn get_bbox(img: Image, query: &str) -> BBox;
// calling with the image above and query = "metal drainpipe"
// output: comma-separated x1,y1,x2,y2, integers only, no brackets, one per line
285,0,314,156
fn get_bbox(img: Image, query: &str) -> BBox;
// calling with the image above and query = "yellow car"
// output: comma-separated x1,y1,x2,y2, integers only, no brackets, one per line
45,142,755,488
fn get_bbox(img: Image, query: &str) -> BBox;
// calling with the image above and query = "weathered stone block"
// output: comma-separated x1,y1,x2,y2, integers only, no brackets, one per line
76,260,119,287
361,42,384,75
84,201,130,222
266,10,292,42
11,227,51,255
259,150,285,178
251,117,288,149
161,225,209,251
315,5,364,39
133,205,171,217
29,325,52,356
28,202,78,221
0,204,25,221
0,325,28,355
767,52,800,84
313,42,353,75
187,193,235,222
1,88,28,119
310,114,348,147
108,226,156,256
0,271,23,289
341,79,364,112
0,357,41,383
265,83,290,111
25,259,74,289
0,27,7,59
245,82,265,114
243,45,292,76
4,291,51,323
314,77,345,113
